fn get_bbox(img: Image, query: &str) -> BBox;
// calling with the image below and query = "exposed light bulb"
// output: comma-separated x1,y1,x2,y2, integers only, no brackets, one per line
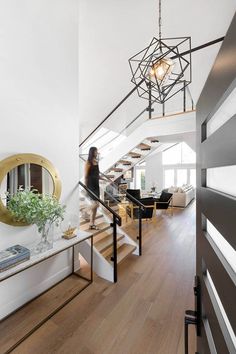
149,57,174,82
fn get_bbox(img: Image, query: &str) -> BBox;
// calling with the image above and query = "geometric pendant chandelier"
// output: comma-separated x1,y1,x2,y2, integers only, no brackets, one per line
129,0,192,104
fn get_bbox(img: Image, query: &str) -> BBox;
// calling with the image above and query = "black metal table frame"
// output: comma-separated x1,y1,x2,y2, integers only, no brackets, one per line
0,234,93,354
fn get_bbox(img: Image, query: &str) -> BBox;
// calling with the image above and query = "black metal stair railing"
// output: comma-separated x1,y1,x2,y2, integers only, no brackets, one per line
79,181,121,283
98,171,147,257
125,192,146,256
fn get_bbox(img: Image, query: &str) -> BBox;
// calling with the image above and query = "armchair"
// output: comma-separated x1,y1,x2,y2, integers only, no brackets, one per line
126,189,156,220
154,191,173,211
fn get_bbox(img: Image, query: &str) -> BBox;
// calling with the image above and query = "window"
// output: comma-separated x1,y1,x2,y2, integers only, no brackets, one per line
136,169,145,190
163,142,196,165
162,143,196,188
177,169,187,186
123,168,133,180
164,169,174,188
182,143,196,164
163,144,181,165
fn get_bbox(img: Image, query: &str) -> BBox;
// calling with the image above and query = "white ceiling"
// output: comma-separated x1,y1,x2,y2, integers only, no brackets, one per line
78,0,236,140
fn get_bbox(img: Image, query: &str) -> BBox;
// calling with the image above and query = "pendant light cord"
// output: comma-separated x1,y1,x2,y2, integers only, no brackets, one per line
159,0,162,40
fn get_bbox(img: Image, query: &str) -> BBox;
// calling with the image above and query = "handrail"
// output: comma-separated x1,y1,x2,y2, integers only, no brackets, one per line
79,181,122,226
79,79,144,147
97,169,147,211
125,193,146,211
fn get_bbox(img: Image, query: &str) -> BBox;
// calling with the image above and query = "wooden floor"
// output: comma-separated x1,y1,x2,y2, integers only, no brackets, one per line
7,203,196,354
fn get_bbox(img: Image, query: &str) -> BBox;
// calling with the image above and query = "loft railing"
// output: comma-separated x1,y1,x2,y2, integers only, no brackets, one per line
79,37,224,157
80,85,194,158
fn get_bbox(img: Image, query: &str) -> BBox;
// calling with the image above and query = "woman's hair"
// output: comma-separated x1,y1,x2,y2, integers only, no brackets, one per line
88,147,97,163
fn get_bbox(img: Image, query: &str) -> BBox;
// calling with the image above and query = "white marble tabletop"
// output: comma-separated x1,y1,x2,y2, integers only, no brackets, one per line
0,230,92,282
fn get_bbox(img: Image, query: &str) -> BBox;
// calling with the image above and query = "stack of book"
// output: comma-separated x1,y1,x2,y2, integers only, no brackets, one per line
0,245,30,272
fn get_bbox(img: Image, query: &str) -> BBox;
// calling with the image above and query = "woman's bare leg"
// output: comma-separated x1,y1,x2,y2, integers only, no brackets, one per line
90,201,98,226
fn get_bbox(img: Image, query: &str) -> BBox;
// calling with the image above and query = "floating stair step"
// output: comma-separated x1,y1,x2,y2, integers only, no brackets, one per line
94,233,125,253
93,229,113,243
81,221,110,236
106,243,137,264
119,160,132,166
111,205,119,212
80,214,103,226
128,152,142,158
105,174,115,179
101,205,119,217
147,137,159,143
102,242,123,258
110,167,123,173
138,143,151,151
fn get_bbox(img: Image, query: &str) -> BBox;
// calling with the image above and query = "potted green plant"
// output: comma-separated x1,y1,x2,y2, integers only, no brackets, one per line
7,187,66,253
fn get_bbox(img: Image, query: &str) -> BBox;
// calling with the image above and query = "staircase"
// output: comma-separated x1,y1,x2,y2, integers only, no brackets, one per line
78,189,139,282
104,137,160,181
79,85,195,283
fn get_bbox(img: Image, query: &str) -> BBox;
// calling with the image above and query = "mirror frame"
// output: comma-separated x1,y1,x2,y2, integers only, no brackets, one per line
0,153,62,226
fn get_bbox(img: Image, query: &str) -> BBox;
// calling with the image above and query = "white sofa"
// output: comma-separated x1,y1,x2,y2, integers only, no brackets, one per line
167,185,195,207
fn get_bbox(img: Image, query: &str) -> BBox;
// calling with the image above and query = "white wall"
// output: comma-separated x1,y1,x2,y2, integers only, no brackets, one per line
0,0,79,319
145,153,163,192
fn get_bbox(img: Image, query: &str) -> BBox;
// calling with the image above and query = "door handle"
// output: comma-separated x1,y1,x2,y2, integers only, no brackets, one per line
185,310,197,354
184,276,201,354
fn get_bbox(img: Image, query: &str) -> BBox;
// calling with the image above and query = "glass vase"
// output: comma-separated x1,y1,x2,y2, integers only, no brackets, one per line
34,222,54,253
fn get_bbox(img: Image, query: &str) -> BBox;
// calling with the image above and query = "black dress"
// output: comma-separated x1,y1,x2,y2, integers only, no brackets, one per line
87,163,100,200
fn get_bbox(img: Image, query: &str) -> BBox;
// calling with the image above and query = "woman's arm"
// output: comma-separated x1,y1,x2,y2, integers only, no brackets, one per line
84,161,90,186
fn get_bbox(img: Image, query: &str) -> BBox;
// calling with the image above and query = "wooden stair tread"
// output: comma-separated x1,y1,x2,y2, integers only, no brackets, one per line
119,160,132,165
94,233,125,253
106,243,136,264
128,152,142,158
147,137,159,143
105,174,115,179
81,221,110,236
138,143,151,150
93,230,113,243
102,242,123,258
110,167,123,172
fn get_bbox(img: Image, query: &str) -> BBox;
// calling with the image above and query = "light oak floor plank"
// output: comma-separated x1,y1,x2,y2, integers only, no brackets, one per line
9,202,196,354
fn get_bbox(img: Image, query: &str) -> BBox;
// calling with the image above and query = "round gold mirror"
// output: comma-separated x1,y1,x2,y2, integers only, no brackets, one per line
0,154,62,226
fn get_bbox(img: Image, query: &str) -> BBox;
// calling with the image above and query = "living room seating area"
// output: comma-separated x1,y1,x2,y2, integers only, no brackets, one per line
165,184,195,207
126,189,173,220
126,189,156,220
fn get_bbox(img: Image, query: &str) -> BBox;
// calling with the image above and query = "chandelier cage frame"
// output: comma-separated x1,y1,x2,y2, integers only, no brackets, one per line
129,36,192,104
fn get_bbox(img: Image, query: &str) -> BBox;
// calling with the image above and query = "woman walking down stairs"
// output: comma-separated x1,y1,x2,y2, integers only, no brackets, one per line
78,185,138,282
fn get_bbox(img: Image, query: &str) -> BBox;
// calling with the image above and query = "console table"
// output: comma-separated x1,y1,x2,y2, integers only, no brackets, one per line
0,230,93,353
